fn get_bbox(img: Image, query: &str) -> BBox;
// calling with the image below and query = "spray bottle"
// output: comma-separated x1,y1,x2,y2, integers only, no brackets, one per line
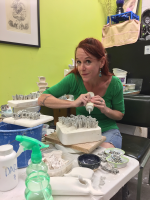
15,135,53,200
85,92,94,114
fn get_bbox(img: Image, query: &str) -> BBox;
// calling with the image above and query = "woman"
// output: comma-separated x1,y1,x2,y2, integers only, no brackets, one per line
38,38,125,149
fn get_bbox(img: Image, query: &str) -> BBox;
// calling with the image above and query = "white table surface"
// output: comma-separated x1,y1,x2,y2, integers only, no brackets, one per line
0,147,139,200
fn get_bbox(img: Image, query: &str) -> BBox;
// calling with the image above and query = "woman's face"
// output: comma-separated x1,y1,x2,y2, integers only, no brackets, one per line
76,48,103,83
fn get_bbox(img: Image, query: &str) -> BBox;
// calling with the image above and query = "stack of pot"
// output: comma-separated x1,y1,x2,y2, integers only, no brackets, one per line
37,76,48,94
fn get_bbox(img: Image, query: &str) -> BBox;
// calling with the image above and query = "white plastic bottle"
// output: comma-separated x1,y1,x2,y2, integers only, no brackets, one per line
86,102,94,114
85,92,94,114
0,144,18,191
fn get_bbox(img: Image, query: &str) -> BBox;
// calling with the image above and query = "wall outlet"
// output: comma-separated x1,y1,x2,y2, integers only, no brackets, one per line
144,45,150,55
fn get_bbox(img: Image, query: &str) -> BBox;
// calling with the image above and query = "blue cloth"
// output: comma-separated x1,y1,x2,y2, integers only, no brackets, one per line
102,129,122,149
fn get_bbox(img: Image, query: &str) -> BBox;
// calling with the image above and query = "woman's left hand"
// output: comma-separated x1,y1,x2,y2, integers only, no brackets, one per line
90,95,107,114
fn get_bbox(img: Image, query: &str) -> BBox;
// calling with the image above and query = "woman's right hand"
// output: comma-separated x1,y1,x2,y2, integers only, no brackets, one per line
73,93,91,107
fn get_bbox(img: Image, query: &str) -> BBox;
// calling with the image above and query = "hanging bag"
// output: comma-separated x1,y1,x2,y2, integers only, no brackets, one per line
102,18,140,48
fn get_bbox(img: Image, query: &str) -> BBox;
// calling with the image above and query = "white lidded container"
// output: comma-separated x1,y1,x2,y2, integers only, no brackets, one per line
0,144,18,191
113,68,127,85
85,92,94,114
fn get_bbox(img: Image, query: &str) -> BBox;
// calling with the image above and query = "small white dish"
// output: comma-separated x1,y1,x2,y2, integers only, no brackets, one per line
106,155,129,168
37,82,48,87
105,148,125,156
38,76,46,82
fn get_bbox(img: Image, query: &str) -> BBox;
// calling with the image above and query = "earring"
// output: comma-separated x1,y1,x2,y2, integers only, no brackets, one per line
99,69,102,77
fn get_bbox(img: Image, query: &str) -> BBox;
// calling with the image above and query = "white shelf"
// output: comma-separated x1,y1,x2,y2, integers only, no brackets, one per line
8,99,38,108
3,115,54,128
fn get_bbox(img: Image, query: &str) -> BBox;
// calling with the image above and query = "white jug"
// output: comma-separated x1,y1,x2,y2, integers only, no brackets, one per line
0,144,21,191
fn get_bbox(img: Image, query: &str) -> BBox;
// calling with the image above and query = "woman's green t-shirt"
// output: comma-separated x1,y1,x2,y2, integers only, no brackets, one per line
43,73,125,133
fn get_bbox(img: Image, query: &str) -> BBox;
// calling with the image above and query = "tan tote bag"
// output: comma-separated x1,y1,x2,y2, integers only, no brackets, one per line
102,19,140,48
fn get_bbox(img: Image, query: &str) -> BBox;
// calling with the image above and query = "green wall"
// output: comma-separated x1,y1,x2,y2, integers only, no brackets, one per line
137,0,142,21
0,0,142,106
0,0,106,106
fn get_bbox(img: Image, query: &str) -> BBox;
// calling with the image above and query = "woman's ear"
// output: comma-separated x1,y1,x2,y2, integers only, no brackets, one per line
100,56,105,68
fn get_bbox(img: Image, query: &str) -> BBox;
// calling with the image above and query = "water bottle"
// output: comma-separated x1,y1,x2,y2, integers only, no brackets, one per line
16,135,53,200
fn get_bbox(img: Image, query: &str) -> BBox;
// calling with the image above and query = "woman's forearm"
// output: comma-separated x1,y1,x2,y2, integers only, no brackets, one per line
103,107,124,121
38,94,74,109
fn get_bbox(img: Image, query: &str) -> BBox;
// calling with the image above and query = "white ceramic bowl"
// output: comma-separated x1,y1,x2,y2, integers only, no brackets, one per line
105,148,125,156
42,149,75,177
68,65,75,70
125,84,135,90
106,155,129,168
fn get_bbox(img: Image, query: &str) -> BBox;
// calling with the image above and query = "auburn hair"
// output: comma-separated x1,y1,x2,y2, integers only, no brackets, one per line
69,38,112,76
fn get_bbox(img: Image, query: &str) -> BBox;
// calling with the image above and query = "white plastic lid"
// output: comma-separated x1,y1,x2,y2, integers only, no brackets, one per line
0,144,13,156
116,75,126,78
88,92,94,98
125,84,135,86
113,68,127,73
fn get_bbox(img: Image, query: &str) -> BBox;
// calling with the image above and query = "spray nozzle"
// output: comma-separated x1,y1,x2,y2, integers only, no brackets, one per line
16,135,49,164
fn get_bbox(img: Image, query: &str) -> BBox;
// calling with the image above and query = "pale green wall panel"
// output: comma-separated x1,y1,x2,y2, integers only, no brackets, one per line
0,0,142,106
0,0,106,105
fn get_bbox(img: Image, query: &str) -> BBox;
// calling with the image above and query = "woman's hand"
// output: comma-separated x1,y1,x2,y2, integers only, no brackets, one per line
91,95,124,120
73,93,91,107
90,95,107,114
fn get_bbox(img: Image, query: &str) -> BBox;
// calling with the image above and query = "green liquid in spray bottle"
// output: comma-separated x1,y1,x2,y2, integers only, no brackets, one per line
16,135,53,200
